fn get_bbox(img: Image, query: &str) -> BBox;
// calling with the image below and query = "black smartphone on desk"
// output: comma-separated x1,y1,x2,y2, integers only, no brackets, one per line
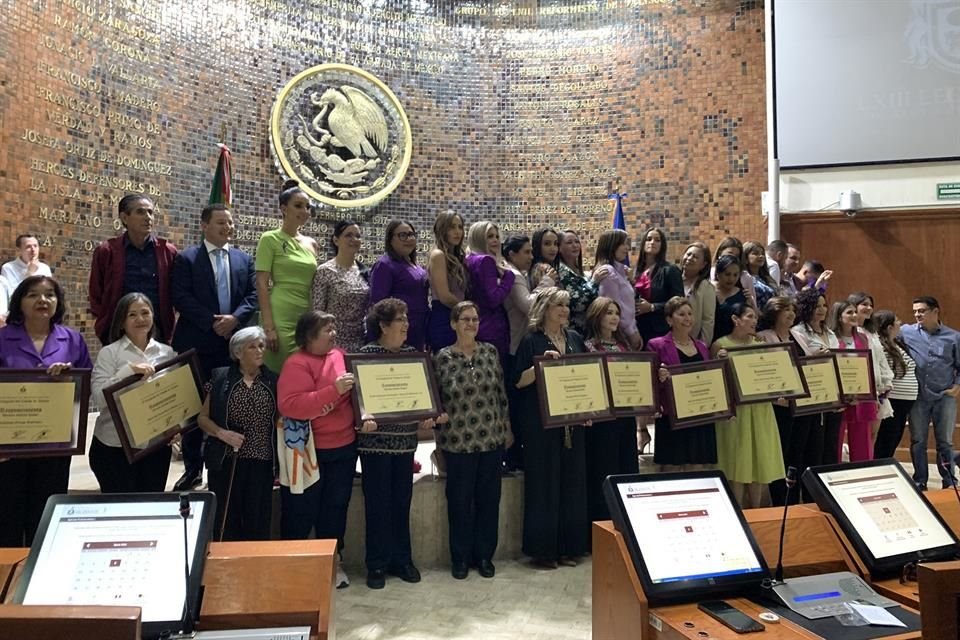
697,601,765,633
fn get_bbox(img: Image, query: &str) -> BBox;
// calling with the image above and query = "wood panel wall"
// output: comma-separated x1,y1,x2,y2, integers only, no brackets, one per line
781,208,960,323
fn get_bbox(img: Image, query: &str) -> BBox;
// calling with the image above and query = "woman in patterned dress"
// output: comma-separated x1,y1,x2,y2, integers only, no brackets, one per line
312,220,370,353
556,229,598,335
433,301,512,579
198,326,279,541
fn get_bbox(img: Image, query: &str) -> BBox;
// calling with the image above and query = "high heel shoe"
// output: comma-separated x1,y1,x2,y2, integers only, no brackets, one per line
639,428,652,454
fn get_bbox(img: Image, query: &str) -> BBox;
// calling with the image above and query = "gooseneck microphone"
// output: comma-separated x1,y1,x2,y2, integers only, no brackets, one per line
178,492,195,636
939,454,960,504
774,466,798,583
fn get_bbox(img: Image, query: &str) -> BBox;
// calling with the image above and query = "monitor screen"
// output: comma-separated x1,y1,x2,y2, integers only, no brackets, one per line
13,493,215,639
604,472,768,602
802,460,958,574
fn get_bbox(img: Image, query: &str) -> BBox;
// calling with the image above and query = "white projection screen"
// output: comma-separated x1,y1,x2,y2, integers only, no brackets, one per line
773,0,960,168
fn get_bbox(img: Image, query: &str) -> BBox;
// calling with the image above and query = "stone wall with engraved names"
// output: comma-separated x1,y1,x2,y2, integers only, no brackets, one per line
0,0,766,350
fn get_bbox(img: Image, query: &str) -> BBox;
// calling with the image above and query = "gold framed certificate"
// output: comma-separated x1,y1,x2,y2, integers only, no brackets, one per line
535,353,613,428
830,348,876,401
791,354,846,416
345,352,441,422
664,360,735,429
103,351,204,463
0,369,91,458
603,352,658,417
725,342,810,405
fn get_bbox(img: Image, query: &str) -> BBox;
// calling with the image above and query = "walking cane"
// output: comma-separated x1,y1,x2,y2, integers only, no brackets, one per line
217,447,240,542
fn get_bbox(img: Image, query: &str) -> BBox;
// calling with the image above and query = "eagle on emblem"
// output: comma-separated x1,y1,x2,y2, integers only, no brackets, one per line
311,87,389,160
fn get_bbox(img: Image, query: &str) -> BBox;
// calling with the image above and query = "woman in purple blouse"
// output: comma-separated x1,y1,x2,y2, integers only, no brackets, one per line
0,276,93,546
368,220,429,351
465,221,515,360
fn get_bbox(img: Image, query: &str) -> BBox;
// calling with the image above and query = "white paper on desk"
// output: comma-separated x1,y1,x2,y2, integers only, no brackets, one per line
848,603,906,627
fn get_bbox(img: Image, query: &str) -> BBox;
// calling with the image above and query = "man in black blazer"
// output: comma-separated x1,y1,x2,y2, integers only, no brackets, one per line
171,203,258,490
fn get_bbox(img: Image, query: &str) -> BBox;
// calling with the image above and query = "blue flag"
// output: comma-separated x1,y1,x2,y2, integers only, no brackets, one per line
609,192,629,266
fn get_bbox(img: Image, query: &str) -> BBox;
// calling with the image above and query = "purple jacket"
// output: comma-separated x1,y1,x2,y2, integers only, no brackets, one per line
646,333,711,412
597,262,639,340
465,254,515,357
369,255,429,350
0,323,94,370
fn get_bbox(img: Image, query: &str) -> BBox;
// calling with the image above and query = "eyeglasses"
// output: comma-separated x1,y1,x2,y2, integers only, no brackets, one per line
395,231,417,240
458,317,480,323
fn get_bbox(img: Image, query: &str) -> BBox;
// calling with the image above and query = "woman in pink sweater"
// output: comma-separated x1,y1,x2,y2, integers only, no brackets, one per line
278,310,360,589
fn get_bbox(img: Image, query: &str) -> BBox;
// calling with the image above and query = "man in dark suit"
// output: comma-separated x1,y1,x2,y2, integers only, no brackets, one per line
171,203,258,490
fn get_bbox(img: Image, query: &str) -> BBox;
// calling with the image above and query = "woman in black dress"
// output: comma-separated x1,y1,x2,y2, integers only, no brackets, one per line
633,226,683,346
512,287,589,568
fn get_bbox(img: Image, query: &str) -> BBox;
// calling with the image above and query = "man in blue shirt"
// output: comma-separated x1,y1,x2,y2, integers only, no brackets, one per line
899,296,960,490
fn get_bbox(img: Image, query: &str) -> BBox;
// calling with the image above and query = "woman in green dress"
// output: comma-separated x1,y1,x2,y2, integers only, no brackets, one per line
256,180,319,373
710,302,785,509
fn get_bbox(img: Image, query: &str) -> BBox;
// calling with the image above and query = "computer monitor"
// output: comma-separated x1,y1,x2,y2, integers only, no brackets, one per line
603,471,769,603
802,459,959,576
12,492,216,640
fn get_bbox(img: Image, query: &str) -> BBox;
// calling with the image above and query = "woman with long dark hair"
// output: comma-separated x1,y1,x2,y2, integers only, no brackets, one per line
828,300,877,463
742,241,777,311
530,227,560,288
556,229,597,335
0,276,92,546
593,230,641,349
872,310,918,459
634,227,683,345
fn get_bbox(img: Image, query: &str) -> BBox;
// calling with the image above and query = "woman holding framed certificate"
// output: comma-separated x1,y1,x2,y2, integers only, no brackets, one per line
433,301,512,580
90,293,177,493
711,303,785,508
0,275,93,547
512,287,588,569
828,300,877,463
583,297,640,521
356,298,440,589
646,297,717,469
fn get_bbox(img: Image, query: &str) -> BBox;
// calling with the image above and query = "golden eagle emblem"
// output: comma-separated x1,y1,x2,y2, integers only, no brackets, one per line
270,64,412,209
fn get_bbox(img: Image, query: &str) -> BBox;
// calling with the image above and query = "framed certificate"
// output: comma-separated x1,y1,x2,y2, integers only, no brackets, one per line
603,352,659,417
663,360,736,429
103,351,204,464
535,353,613,428
791,354,846,416
0,369,91,458
725,342,810,405
830,349,876,401
345,352,442,422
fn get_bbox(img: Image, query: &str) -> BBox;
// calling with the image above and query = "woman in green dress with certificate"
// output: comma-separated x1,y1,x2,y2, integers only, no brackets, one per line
710,302,785,508
256,181,319,373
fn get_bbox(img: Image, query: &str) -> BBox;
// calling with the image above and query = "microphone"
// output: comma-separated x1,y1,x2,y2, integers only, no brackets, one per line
178,492,196,637
939,454,960,500
774,466,798,583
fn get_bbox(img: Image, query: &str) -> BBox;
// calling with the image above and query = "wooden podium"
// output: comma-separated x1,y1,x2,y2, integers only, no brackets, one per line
0,539,336,640
592,506,921,640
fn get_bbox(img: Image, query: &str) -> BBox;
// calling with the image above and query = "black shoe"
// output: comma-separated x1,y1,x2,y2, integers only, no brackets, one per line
451,562,469,580
477,560,495,578
917,482,927,492
173,471,202,491
366,569,386,589
389,564,421,583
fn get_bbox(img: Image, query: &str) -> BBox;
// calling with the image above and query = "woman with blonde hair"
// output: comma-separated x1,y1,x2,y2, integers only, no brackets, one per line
681,241,716,345
427,211,468,352
512,287,588,568
465,221,515,360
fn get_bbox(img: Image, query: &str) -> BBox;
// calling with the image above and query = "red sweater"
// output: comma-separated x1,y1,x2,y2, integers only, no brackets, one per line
278,348,356,450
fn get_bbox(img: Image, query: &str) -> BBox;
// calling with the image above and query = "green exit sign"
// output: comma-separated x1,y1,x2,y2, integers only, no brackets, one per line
937,183,960,200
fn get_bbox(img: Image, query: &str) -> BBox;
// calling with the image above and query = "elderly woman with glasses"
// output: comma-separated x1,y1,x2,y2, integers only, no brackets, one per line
433,301,512,579
197,326,279,541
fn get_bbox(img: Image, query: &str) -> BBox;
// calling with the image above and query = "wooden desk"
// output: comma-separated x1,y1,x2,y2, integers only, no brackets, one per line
0,548,28,602
925,488,960,535
917,560,960,640
593,509,920,640
0,539,336,639
0,605,141,640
